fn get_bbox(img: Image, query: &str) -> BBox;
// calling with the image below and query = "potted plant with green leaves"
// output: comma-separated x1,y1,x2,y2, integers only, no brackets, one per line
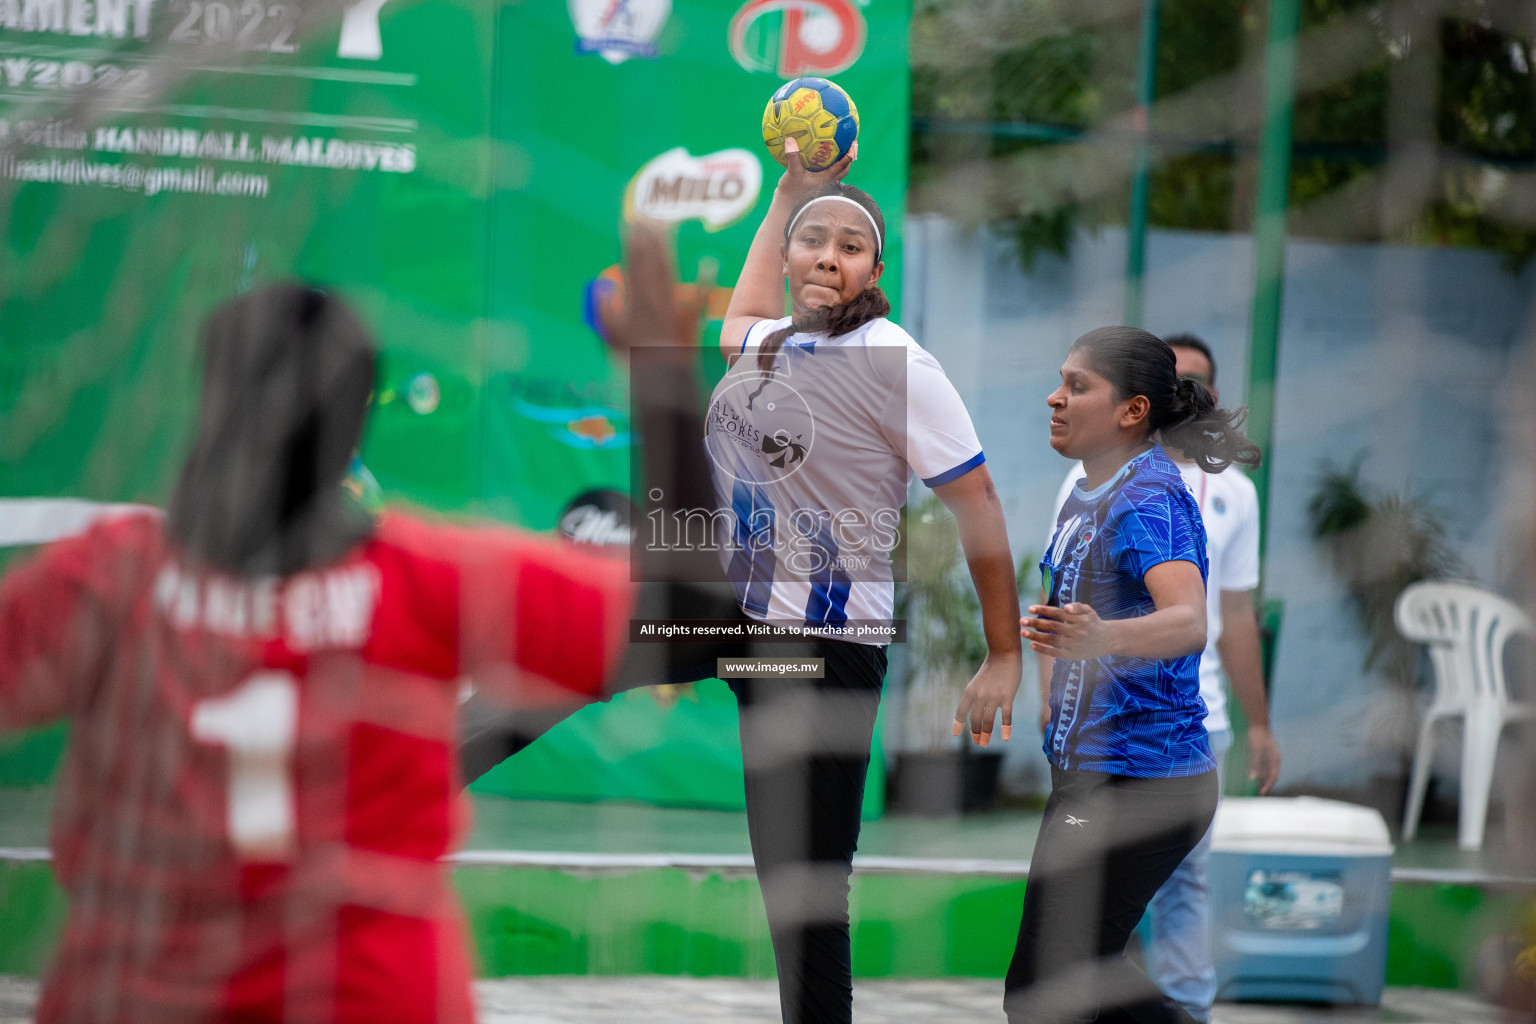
1308,457,1463,824
889,496,1029,814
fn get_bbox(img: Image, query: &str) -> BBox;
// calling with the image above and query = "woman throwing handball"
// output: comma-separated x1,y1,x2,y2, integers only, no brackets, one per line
1006,326,1261,1024
707,136,1022,1023
0,228,711,1024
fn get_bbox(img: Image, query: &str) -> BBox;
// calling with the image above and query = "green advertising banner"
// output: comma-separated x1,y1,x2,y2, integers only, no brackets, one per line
0,0,912,814
473,0,909,813
0,0,494,509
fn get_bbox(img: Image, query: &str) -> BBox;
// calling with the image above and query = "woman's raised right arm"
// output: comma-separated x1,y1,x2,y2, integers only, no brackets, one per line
720,138,855,364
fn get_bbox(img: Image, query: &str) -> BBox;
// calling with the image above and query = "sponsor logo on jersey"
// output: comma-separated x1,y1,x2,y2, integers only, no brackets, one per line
1049,513,1086,567
728,0,866,77
624,147,762,231
709,397,765,452
706,370,816,485
559,489,637,547
1070,525,1095,562
569,0,670,64
1212,495,1227,514
760,430,807,468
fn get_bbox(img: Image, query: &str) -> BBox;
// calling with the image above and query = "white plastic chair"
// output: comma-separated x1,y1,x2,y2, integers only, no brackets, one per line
1395,581,1536,850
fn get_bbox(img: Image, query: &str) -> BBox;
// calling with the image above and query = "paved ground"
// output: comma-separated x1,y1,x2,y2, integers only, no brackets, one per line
0,976,1503,1023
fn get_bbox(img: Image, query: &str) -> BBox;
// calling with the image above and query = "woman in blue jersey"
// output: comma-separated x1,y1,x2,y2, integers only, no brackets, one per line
1009,326,1261,1024
714,138,1023,1024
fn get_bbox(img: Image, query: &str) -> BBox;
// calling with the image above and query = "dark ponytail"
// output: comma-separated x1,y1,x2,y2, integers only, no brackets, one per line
1071,326,1262,473
757,182,889,372
757,287,890,371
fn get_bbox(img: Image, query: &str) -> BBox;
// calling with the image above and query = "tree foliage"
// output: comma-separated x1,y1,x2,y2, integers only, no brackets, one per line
910,0,1536,271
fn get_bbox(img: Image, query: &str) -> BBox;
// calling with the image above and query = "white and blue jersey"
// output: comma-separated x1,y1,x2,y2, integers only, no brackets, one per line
706,315,984,642
1041,446,1214,776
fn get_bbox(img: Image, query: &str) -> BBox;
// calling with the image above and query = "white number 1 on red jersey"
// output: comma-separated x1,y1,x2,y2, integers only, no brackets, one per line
192,671,299,860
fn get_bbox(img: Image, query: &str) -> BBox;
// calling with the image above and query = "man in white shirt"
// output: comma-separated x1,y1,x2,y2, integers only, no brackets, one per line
1040,333,1281,1022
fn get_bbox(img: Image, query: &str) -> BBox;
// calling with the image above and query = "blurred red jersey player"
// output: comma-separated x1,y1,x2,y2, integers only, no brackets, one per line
0,285,637,1023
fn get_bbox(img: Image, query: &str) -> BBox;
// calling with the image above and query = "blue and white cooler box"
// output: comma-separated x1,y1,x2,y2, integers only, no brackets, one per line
1210,797,1393,1005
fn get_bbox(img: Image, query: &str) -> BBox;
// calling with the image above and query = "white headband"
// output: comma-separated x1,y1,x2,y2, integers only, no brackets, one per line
786,195,883,260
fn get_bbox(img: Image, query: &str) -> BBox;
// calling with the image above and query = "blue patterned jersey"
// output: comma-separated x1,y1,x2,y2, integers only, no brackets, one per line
1040,446,1214,777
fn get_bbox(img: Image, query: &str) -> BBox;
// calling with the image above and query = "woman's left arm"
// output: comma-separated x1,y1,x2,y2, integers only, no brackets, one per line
934,465,1024,745
1022,560,1206,662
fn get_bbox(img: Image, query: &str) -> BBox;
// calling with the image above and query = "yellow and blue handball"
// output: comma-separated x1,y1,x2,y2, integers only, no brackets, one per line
761,77,859,172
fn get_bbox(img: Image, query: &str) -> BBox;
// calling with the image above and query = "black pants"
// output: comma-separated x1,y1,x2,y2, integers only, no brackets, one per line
1004,766,1219,1024
729,640,887,1024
